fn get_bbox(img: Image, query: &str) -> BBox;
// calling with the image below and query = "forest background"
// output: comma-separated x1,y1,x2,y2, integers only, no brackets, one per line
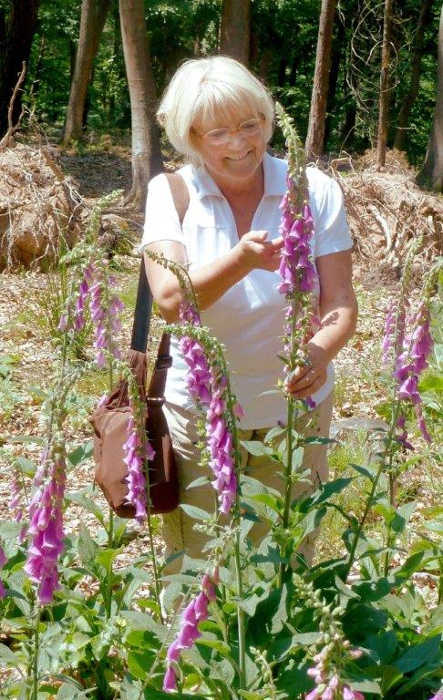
0,0,442,205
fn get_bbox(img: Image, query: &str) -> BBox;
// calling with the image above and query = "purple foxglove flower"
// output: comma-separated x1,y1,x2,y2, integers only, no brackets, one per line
305,689,321,700
57,313,68,331
163,665,177,692
429,692,443,700
398,375,419,403
163,568,218,691
166,640,181,662
25,448,66,605
321,688,334,700
343,687,364,700
123,414,150,524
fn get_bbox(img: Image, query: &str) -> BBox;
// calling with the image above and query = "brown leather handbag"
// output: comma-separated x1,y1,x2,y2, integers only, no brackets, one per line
90,173,189,517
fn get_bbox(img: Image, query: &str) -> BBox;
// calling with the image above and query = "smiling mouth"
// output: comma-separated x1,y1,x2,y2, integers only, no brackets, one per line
226,151,252,161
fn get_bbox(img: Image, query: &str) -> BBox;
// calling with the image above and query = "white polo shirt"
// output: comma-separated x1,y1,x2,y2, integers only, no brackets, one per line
140,153,352,429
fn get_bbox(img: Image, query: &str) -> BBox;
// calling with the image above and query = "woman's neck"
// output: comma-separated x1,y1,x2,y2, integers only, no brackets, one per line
207,164,264,204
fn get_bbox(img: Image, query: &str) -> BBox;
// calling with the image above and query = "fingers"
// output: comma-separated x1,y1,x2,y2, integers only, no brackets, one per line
286,366,327,398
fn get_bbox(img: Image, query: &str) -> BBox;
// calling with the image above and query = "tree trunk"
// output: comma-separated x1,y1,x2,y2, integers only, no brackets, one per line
219,0,251,66
305,0,337,161
324,13,346,149
0,0,40,137
394,0,434,151
417,2,443,192
62,0,111,144
119,0,163,210
376,0,394,168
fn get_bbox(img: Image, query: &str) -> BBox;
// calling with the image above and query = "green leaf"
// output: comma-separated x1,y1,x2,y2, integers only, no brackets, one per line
95,547,122,570
241,440,273,457
67,441,93,466
13,456,36,477
348,679,382,694
249,492,283,514
0,643,24,673
77,525,99,565
264,425,286,442
65,490,105,525
180,504,212,521
127,649,156,680
395,635,441,673
350,463,375,480
186,476,210,490
56,683,89,699
301,436,336,445
196,638,231,656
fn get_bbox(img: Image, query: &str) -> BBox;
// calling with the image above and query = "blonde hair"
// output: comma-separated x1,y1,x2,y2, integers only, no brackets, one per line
157,56,274,165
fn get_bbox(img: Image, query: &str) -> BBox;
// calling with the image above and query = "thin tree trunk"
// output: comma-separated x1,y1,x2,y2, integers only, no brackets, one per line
119,0,163,210
417,2,443,192
394,0,434,151
62,0,111,144
220,0,251,66
305,0,338,161
324,13,346,149
0,0,40,137
376,0,394,168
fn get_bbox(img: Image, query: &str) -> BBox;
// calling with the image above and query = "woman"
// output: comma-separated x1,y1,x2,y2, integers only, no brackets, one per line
140,56,357,578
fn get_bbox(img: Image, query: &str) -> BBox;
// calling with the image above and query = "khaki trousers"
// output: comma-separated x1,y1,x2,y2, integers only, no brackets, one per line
161,394,333,577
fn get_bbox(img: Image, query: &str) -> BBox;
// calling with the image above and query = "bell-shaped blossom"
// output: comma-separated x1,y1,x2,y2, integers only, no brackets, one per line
163,569,218,693
278,184,318,409
123,414,155,523
24,447,66,605
179,303,237,514
390,302,433,443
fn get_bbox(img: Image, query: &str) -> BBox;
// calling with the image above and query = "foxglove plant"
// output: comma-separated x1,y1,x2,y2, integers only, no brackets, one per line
293,575,364,700
275,104,320,582
122,412,155,524
25,438,66,605
163,568,218,692
144,250,247,685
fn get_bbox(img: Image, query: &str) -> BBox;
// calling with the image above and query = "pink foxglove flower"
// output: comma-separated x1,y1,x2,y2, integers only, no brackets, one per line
163,569,218,693
179,302,237,514
25,445,66,605
278,183,318,408
123,414,155,523
389,301,433,444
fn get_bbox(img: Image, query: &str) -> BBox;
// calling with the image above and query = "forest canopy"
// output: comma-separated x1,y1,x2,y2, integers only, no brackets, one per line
2,0,440,166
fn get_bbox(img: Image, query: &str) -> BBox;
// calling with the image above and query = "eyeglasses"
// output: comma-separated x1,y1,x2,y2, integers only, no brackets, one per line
195,117,264,146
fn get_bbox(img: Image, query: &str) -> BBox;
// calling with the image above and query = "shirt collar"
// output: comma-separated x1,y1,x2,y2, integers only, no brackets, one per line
193,151,287,200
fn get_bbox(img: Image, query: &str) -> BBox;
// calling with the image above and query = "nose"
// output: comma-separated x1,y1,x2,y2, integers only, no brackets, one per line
228,130,248,148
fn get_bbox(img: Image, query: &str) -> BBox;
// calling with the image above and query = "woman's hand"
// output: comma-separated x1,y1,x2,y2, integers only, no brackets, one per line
285,343,329,399
237,230,283,272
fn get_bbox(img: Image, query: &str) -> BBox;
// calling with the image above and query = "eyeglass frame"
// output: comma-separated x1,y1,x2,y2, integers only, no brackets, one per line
191,114,266,147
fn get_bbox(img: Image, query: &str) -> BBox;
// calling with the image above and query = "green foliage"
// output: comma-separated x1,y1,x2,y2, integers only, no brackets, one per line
17,0,439,165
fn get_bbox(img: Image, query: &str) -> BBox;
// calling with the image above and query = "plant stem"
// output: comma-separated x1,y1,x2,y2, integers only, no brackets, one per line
146,505,163,623
345,401,400,581
234,528,246,690
108,506,114,548
279,396,295,587
30,601,41,700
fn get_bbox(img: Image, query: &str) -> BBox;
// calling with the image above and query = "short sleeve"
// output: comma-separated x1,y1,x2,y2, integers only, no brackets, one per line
307,168,353,258
138,173,185,252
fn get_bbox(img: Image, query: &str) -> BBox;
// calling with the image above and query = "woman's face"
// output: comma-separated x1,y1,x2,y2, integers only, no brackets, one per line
191,105,267,187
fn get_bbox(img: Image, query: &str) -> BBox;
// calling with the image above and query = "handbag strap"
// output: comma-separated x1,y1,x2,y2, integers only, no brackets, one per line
130,172,189,396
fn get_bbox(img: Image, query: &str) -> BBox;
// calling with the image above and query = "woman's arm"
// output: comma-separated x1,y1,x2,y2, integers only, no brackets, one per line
144,231,283,322
287,249,358,399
